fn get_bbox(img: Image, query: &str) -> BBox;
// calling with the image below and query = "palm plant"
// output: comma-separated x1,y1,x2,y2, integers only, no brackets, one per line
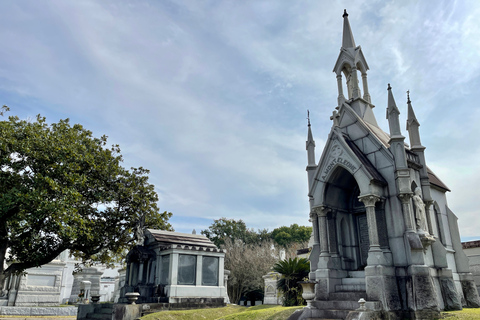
273,257,310,306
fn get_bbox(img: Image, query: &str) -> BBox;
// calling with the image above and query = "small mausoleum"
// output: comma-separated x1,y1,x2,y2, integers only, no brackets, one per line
300,10,480,320
120,229,227,305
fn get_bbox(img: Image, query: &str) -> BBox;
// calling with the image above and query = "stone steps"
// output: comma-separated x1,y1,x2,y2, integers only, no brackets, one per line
328,291,367,301
307,308,351,319
86,313,112,320
335,284,366,292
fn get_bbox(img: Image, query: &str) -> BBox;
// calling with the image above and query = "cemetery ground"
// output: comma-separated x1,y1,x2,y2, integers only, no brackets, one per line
0,307,480,320
138,305,480,320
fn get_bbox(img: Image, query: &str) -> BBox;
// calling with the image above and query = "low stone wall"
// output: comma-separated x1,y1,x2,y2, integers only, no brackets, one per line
0,306,77,316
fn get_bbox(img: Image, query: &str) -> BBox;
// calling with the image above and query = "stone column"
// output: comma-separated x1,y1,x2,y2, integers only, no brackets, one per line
359,195,386,266
361,73,371,103
398,193,415,232
309,210,320,273
138,261,144,284
336,74,345,106
327,210,341,269
424,200,434,236
351,67,361,99
317,207,330,257
315,206,335,270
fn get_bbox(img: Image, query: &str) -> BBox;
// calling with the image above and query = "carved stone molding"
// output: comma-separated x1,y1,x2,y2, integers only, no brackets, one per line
313,206,331,217
398,193,413,204
358,195,381,208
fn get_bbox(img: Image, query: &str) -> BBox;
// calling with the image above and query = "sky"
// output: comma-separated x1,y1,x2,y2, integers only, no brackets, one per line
1,0,480,240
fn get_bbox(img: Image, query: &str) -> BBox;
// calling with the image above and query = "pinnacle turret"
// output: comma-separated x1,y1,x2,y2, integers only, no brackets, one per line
406,92,424,149
306,110,316,166
386,84,402,138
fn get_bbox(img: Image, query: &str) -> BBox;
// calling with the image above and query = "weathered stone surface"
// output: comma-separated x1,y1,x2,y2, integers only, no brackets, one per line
314,279,328,300
113,304,141,320
406,275,438,311
0,306,77,316
440,278,462,310
461,279,480,308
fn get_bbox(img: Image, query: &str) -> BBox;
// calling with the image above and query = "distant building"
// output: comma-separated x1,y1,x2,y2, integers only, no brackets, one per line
0,250,120,306
120,229,228,305
462,240,480,295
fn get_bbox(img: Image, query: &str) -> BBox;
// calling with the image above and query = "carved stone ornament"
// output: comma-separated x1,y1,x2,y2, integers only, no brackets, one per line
358,195,381,207
313,206,331,217
397,193,412,204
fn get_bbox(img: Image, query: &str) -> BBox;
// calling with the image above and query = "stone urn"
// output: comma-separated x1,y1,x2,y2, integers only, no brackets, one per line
125,292,140,304
91,295,101,304
299,281,317,308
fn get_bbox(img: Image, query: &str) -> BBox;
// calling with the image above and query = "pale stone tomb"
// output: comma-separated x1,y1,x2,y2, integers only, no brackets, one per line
300,10,480,320
120,229,228,305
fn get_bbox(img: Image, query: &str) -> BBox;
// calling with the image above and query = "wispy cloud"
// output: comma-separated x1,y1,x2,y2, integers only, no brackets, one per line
1,0,479,239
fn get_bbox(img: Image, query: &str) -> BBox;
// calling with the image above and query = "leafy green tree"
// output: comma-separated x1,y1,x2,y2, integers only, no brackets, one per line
273,257,310,306
201,217,262,247
271,224,312,247
0,107,172,290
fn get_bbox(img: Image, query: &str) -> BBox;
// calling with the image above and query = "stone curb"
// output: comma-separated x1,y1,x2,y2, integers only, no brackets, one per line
0,307,78,316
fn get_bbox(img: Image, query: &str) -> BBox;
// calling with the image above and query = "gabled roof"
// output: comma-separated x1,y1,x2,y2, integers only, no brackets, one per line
343,134,387,185
427,167,450,192
147,229,218,248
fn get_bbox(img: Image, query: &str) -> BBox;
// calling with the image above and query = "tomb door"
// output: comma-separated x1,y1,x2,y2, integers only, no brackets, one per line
356,213,369,268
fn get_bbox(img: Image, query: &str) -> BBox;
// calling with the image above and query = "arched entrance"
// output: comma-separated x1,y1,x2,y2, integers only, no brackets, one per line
324,166,368,271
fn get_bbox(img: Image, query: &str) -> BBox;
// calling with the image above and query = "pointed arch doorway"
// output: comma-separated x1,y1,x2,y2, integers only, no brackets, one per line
324,166,369,271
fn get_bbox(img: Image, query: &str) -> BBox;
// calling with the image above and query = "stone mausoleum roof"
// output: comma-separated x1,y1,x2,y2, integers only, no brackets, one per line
147,229,219,249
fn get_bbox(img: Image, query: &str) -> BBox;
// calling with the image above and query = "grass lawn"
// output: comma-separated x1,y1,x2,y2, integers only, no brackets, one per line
140,305,480,320
140,305,302,320
442,308,480,319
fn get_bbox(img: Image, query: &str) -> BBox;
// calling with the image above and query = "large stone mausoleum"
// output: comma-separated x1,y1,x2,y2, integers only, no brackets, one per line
302,11,480,320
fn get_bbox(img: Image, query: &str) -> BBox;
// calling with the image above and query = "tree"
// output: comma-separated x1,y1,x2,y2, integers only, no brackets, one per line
273,257,310,306
0,108,172,290
223,238,278,304
270,224,312,248
201,217,261,247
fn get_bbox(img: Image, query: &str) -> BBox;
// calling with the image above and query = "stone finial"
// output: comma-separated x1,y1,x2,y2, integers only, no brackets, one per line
358,298,367,311
343,9,348,17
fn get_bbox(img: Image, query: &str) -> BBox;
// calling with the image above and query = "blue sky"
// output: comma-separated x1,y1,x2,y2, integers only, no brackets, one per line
1,1,480,240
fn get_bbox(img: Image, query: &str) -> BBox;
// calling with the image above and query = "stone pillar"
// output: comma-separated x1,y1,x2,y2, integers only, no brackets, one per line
309,210,320,274
424,200,434,236
317,206,330,257
327,210,341,269
170,253,179,286
361,72,371,103
359,195,386,266
351,67,361,99
398,193,415,233
336,74,345,106
138,261,144,284
224,269,230,304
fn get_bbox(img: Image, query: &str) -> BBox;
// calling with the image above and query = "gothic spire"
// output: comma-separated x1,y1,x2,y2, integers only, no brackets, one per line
386,84,400,118
342,9,356,49
386,84,402,138
306,110,316,166
406,91,420,130
406,91,423,149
